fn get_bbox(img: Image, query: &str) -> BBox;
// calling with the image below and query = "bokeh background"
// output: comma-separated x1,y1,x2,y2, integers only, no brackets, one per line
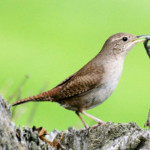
0,0,150,131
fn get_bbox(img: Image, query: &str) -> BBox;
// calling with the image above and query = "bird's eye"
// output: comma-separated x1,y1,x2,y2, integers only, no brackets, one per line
122,37,128,42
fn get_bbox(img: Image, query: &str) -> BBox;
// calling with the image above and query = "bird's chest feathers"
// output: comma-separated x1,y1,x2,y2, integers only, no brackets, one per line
88,59,124,107
102,60,123,88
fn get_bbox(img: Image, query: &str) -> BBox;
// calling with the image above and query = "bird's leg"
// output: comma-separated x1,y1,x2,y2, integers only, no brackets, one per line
76,111,88,128
81,111,104,125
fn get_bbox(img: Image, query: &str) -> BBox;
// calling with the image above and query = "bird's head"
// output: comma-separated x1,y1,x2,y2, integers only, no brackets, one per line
102,33,150,58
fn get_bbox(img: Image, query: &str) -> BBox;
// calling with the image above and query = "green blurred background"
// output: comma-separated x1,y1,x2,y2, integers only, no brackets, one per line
0,0,150,131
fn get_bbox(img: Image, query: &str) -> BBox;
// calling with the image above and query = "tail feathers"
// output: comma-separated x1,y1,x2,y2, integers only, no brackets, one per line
12,92,52,106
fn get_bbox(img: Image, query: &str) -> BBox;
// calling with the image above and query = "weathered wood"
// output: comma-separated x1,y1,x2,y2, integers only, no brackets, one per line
0,96,150,150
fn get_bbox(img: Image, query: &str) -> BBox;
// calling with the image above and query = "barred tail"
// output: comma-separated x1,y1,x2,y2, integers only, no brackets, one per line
12,91,52,106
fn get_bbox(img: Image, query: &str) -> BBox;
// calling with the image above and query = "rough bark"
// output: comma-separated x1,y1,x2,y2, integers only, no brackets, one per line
0,96,150,150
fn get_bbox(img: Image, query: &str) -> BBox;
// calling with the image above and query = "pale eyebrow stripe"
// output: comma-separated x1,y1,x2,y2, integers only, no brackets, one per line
111,37,122,42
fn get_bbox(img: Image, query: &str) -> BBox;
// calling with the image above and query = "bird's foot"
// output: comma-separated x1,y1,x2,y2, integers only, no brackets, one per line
89,122,104,131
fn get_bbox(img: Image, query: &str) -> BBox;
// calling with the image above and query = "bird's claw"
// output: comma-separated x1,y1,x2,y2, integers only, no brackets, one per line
88,122,104,131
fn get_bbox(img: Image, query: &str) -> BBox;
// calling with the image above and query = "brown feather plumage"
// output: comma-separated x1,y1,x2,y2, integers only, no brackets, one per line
12,56,104,106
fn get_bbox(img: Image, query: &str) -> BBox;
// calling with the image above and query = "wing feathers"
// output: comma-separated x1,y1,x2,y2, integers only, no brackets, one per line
13,62,104,105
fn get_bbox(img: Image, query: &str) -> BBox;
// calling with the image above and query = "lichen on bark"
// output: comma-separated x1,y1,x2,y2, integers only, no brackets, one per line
0,96,150,150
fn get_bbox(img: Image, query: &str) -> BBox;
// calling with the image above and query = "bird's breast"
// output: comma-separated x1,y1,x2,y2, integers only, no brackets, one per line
85,58,124,109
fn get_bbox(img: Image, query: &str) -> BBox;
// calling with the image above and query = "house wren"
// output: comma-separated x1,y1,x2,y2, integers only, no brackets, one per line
12,33,149,128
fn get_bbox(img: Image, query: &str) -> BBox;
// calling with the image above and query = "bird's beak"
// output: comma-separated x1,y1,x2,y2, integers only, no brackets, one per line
132,35,150,44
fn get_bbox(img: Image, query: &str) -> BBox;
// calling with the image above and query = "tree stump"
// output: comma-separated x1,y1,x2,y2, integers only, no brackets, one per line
0,96,150,150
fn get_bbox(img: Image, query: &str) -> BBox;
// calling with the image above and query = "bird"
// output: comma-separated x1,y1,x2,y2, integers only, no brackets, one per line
12,33,148,128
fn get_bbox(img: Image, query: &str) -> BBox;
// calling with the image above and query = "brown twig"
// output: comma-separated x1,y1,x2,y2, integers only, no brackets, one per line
10,75,29,119
27,81,49,126
8,75,30,102
144,109,150,129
